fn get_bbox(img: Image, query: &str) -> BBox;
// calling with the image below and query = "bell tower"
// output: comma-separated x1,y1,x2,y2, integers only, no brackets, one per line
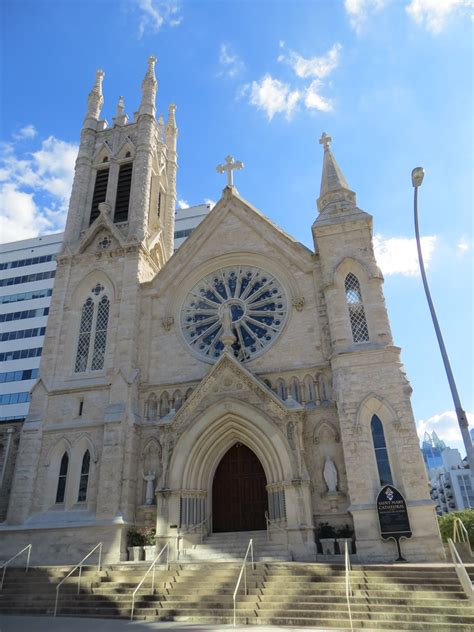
63,56,177,268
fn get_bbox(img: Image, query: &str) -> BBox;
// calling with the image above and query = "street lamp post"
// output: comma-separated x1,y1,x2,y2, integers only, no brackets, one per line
412,167,474,472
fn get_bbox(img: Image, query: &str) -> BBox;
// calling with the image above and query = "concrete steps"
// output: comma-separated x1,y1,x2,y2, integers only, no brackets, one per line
0,561,473,629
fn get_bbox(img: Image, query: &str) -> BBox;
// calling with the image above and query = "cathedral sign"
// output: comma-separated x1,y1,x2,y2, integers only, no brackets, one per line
376,485,412,561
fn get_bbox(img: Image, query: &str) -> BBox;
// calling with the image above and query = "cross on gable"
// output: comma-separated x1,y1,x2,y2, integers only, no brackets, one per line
319,132,332,149
216,155,244,187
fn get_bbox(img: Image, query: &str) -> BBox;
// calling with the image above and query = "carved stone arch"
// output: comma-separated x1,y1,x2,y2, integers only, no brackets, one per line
92,141,113,166
303,374,315,403
184,387,193,401
276,378,287,401
168,398,297,491
290,376,301,402
146,393,158,420
69,269,117,310
141,437,163,472
160,391,170,417
45,436,73,467
313,420,340,445
173,389,183,411
333,256,381,290
116,138,136,162
72,432,98,463
355,393,400,432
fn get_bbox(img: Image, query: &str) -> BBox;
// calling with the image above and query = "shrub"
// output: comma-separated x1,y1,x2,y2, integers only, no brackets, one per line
317,523,337,539
438,509,474,547
127,527,156,546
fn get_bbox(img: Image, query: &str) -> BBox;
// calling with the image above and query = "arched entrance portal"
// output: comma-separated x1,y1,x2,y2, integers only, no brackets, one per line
212,443,268,532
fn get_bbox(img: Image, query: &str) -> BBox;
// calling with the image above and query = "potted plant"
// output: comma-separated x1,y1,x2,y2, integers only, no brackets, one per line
317,523,337,555
127,528,147,561
142,527,157,561
336,524,354,555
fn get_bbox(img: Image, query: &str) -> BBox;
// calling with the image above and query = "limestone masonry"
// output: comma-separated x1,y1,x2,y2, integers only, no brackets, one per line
0,58,444,565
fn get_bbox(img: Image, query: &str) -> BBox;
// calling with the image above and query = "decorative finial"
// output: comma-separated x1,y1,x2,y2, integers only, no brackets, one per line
139,56,158,118
157,114,164,139
216,155,244,188
86,69,105,121
116,96,124,116
319,132,332,150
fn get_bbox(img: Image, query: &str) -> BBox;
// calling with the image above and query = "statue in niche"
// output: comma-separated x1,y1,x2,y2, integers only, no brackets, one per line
323,456,338,493
143,471,156,505
287,421,295,449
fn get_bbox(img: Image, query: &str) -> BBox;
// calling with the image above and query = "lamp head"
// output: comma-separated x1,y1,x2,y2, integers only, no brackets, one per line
412,167,425,187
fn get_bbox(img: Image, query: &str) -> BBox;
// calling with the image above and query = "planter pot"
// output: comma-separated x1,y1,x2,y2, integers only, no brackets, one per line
319,538,336,555
336,538,352,555
128,546,144,561
144,545,156,561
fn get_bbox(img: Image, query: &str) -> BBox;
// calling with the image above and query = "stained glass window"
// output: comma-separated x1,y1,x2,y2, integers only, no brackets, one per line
371,415,393,486
56,452,69,503
77,450,91,502
181,266,288,362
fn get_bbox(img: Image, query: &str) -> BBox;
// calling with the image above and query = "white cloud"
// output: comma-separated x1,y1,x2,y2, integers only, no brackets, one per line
13,124,37,140
281,43,341,80
0,135,78,244
304,80,334,112
417,410,474,456
244,75,301,121
219,44,244,78
204,198,216,209
344,0,388,33
406,0,472,34
373,233,437,276
136,0,182,37
177,199,189,209
457,237,470,252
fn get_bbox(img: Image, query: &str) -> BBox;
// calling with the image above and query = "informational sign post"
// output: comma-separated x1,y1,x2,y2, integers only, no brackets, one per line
376,485,412,562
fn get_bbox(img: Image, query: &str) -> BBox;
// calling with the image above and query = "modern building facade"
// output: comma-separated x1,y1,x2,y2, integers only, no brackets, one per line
0,59,445,565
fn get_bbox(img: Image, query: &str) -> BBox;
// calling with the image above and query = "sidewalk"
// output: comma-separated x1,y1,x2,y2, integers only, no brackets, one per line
0,615,341,632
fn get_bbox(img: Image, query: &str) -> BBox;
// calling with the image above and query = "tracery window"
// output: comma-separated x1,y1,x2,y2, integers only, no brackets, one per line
56,452,69,503
371,415,393,486
345,273,369,343
77,450,91,502
74,291,110,373
181,266,288,362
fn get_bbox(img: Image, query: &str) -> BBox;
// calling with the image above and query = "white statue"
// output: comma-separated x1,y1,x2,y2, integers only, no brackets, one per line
143,471,156,505
323,456,338,493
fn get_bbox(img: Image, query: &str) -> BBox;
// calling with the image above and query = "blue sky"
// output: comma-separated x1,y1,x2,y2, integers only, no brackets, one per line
1,0,472,454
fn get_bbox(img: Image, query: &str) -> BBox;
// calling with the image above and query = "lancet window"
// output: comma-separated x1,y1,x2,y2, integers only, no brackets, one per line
77,450,91,502
345,273,369,343
371,415,393,486
55,452,69,503
89,168,109,225
74,290,110,373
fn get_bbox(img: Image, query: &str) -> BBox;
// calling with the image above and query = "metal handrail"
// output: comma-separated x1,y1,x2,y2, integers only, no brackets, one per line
130,542,170,621
179,514,212,543
344,540,354,632
233,539,254,627
448,538,474,603
264,511,288,544
453,518,473,555
0,544,32,591
54,542,102,617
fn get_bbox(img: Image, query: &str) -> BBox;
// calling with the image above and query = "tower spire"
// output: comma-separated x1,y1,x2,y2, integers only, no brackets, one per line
139,55,157,118
85,69,104,122
317,132,356,214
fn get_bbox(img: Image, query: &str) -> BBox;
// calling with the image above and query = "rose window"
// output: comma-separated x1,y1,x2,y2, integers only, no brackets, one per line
180,266,288,362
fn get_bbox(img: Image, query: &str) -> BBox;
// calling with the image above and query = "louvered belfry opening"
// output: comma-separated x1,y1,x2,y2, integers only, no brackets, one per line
114,162,133,223
89,168,109,225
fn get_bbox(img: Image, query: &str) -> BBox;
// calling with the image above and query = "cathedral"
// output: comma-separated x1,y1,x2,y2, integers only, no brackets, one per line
0,57,445,564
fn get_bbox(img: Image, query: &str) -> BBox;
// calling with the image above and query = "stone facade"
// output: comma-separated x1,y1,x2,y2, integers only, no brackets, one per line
0,62,444,565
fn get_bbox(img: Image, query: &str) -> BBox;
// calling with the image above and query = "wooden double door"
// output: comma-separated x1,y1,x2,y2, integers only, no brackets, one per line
212,443,268,532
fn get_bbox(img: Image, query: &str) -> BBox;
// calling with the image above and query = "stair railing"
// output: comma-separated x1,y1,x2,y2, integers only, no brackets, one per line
130,541,170,621
54,542,102,617
233,538,254,627
0,543,32,591
453,518,473,556
448,538,474,603
176,514,212,560
344,540,354,632
264,511,288,544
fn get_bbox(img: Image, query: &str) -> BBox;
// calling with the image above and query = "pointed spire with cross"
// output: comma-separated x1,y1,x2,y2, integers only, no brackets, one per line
216,155,244,188
319,132,332,150
317,131,356,213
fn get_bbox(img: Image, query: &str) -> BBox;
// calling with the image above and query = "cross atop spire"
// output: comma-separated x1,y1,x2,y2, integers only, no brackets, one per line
317,132,356,214
216,155,244,188
319,132,332,150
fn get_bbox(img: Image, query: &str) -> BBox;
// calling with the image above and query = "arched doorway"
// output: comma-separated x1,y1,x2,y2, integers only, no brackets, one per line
212,443,268,532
